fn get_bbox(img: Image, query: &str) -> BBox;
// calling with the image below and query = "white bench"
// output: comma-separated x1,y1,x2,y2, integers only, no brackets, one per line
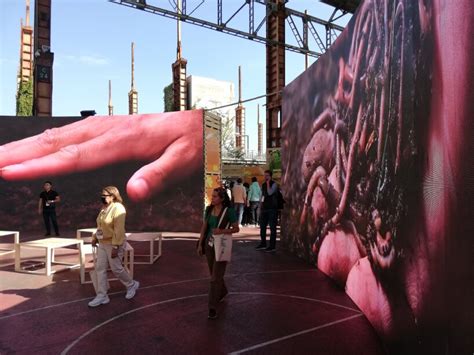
0,230,19,257
126,232,162,264
14,237,85,277
76,228,134,284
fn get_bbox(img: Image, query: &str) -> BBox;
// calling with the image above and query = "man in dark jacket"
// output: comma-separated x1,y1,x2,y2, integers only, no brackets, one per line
256,170,278,252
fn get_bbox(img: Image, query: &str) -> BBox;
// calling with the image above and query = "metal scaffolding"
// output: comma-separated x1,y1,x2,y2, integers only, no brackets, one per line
109,0,349,58
109,0,356,151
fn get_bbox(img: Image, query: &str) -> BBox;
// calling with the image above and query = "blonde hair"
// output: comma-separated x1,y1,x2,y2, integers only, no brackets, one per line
103,186,123,203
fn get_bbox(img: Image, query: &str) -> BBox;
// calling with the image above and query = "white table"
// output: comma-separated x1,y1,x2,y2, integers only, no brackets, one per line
76,228,97,284
76,228,134,284
0,230,19,257
76,228,97,242
127,232,162,264
15,237,85,276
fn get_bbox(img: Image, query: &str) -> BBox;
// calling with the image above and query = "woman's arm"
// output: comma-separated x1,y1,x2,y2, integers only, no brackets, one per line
214,222,239,235
196,221,207,257
198,221,207,243
112,205,126,246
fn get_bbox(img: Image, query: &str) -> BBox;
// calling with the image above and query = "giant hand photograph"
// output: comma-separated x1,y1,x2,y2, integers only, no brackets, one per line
0,110,205,232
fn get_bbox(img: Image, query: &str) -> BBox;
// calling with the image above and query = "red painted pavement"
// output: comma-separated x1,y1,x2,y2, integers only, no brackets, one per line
0,230,386,354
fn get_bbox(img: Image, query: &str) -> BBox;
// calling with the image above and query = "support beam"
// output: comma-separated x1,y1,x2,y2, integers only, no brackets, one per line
128,42,138,114
235,66,245,151
266,0,285,150
110,0,347,58
18,0,33,84
33,0,54,116
108,79,114,115
172,0,187,111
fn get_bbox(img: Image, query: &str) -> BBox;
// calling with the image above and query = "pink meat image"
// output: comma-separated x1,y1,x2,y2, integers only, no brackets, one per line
282,0,474,352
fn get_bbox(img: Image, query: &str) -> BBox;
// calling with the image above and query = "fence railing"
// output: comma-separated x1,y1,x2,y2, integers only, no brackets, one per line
222,149,266,162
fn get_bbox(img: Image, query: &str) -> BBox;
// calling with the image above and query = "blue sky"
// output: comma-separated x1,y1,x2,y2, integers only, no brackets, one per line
0,0,350,151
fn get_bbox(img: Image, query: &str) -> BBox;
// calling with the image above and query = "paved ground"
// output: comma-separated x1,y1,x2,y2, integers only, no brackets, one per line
0,228,386,354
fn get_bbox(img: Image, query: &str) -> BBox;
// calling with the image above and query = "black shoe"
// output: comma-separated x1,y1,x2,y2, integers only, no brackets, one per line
264,247,276,253
55,233,60,236
44,233,51,236
255,244,267,250
208,309,218,319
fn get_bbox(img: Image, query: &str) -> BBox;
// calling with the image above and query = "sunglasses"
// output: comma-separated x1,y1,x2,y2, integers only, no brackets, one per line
101,194,112,197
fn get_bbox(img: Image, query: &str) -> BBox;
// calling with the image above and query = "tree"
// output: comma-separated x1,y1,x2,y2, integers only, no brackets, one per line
16,79,33,116
191,99,242,159
163,84,174,112
220,112,245,159
269,149,281,171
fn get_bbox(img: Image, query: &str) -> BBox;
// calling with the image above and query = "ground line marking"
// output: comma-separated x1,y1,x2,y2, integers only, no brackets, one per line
60,292,361,354
229,313,364,354
0,269,327,320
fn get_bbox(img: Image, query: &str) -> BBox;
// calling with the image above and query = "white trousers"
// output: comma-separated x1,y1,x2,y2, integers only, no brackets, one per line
95,243,133,297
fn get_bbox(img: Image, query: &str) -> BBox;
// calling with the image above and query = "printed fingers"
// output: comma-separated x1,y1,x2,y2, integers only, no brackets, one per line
0,115,117,168
0,134,132,180
126,137,203,201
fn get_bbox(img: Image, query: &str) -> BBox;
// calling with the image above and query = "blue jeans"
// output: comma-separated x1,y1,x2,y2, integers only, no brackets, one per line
260,209,277,248
234,203,245,225
249,201,260,225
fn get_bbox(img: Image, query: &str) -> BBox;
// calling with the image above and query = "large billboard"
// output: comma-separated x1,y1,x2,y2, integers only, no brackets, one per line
0,110,205,233
282,0,473,352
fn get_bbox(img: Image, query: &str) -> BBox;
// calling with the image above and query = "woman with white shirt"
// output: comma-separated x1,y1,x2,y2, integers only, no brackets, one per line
88,186,139,307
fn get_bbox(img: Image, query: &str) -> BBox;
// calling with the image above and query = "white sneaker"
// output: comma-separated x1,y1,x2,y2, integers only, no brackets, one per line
125,280,139,300
88,295,110,307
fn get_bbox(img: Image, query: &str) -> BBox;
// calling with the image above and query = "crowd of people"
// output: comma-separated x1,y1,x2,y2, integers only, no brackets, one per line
221,170,283,252
39,171,283,320
221,171,281,228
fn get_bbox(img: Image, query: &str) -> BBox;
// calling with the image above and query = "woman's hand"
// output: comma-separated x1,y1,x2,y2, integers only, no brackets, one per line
212,228,223,235
91,237,98,247
196,240,204,257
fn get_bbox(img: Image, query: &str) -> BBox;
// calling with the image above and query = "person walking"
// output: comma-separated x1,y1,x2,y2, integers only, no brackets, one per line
256,170,278,252
88,186,139,307
247,177,262,227
232,178,246,226
38,181,60,236
197,187,239,319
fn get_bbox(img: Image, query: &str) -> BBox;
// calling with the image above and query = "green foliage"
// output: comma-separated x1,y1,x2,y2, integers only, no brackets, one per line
227,146,245,159
163,84,174,112
16,79,33,116
216,110,243,159
269,149,281,171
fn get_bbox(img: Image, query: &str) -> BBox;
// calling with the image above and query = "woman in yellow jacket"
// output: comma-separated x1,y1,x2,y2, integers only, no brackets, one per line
88,186,139,307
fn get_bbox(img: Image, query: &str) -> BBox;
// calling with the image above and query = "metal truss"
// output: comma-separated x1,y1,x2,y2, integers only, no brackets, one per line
109,0,350,58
